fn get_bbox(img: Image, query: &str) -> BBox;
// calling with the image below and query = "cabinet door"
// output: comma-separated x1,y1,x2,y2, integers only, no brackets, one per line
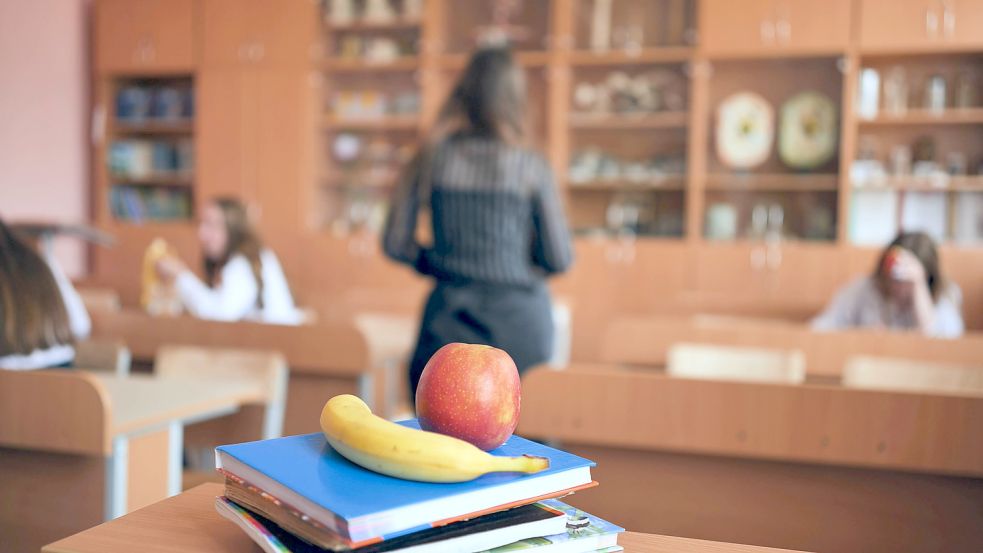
197,68,254,205
859,0,939,51
701,0,776,55
201,0,317,67
781,0,852,52
951,0,983,48
254,69,315,234
95,0,195,73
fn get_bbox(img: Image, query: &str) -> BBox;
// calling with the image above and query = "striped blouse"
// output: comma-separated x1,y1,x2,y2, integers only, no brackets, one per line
382,134,574,286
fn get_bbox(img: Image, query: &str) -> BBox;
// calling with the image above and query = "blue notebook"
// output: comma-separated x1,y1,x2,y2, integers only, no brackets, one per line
216,420,595,546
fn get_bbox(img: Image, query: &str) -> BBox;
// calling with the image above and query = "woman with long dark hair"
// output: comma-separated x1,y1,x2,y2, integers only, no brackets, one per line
0,219,91,369
155,197,301,324
812,231,964,337
383,47,574,399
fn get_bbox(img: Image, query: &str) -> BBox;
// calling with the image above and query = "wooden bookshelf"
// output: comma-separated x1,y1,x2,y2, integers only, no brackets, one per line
112,119,194,135
568,47,694,66
705,173,840,192
110,174,194,187
568,177,687,192
323,114,420,130
568,112,689,129
323,19,422,32
858,108,983,126
323,56,421,72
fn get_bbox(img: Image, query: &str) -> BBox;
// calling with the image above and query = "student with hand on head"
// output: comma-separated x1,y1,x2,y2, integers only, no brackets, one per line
155,197,301,325
382,46,574,399
0,219,91,369
812,231,964,338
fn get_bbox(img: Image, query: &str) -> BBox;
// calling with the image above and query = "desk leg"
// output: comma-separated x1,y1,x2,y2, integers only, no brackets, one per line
110,426,177,516
167,421,184,496
106,437,128,520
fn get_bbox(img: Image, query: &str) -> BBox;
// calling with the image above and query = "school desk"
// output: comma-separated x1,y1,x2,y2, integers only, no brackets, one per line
519,365,983,553
42,483,811,553
88,309,379,433
0,370,265,553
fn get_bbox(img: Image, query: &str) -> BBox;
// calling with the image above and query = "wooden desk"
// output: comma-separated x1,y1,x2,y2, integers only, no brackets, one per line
44,483,808,553
89,309,375,434
519,366,983,553
601,315,983,378
0,371,265,553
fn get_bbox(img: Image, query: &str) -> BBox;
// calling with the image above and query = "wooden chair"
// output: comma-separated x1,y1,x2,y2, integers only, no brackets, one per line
843,355,983,396
74,339,132,375
666,342,807,384
154,345,288,473
0,370,110,553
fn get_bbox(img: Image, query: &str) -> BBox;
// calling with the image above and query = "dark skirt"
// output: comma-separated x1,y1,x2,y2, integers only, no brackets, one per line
408,279,554,402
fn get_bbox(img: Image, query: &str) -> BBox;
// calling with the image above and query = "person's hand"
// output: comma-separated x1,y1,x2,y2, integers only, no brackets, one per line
889,249,927,286
155,255,186,283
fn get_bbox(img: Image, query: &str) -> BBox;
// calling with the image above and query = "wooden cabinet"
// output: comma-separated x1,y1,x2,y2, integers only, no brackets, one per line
701,0,851,56
201,0,317,67
860,0,983,51
95,0,195,73
198,68,313,232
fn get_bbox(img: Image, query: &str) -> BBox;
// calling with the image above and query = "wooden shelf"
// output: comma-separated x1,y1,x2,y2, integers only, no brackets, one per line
323,114,419,130
858,108,983,126
323,56,420,72
111,174,194,187
568,112,689,129
705,173,839,192
568,177,686,191
438,51,552,70
112,119,194,135
853,175,983,192
321,172,397,189
323,19,422,32
569,47,693,66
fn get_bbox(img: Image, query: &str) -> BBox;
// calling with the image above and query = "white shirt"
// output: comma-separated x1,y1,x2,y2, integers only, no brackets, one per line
175,249,302,325
0,249,91,370
812,276,965,339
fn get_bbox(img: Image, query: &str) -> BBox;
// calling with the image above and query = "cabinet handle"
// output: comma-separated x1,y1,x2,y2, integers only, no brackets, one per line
925,6,940,38
942,1,955,38
760,19,775,44
775,19,791,44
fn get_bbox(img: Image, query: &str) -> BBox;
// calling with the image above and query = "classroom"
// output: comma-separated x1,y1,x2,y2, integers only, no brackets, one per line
1,1,981,552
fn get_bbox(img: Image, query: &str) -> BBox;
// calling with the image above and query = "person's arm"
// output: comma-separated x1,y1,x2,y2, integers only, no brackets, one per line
43,248,91,339
929,286,965,339
174,257,259,322
811,280,865,332
530,158,574,275
891,249,937,335
382,154,426,271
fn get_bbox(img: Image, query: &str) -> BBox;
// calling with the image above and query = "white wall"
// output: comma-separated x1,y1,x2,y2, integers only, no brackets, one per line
0,0,90,276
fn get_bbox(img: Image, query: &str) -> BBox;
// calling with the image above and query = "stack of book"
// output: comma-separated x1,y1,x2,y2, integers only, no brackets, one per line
214,420,623,553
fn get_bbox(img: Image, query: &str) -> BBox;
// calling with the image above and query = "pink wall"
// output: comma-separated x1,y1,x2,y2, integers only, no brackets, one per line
0,0,90,276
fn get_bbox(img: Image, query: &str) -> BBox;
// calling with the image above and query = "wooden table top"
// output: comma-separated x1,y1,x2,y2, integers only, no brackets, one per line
44,483,809,553
92,373,266,436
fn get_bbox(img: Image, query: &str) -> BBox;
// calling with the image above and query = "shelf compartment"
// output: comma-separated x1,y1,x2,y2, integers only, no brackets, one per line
858,108,983,126
112,119,194,134
323,19,422,32
705,173,840,192
323,56,420,72
323,114,420,130
110,173,194,187
853,175,983,192
568,177,686,191
568,112,689,129
569,47,693,66
437,51,552,69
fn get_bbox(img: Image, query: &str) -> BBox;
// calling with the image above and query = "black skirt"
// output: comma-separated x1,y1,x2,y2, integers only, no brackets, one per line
408,279,554,402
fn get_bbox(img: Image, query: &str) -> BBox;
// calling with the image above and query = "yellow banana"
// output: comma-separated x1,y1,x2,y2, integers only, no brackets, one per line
320,395,549,483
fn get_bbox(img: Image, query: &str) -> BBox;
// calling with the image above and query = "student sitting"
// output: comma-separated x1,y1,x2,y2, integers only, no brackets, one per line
155,198,301,325
0,219,91,369
812,231,964,338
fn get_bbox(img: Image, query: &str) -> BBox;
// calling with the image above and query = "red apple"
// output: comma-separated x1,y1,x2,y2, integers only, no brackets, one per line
416,343,521,451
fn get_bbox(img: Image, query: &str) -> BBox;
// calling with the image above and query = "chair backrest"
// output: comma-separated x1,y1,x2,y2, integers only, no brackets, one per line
0,369,110,455
667,342,807,384
74,339,132,375
843,355,983,396
154,345,288,438
77,287,122,313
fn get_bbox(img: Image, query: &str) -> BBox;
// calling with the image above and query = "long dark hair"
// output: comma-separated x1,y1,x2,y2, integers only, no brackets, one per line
874,231,945,302
204,198,264,307
431,46,529,146
0,219,74,355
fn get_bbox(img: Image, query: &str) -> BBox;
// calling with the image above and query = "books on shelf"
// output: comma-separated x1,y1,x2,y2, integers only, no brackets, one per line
214,419,617,553
110,185,193,222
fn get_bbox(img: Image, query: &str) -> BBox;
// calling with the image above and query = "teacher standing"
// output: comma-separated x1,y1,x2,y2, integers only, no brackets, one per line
382,46,573,400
